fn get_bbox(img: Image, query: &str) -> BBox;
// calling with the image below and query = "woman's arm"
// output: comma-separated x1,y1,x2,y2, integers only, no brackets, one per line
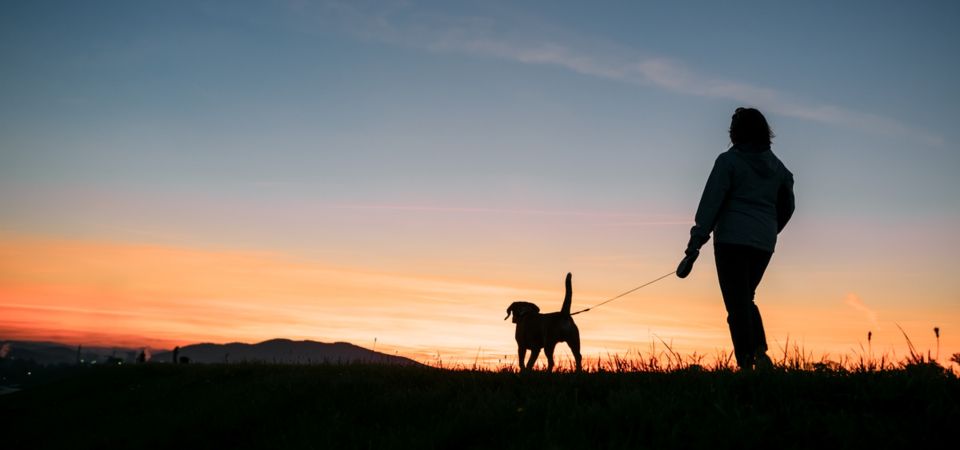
687,154,733,252
777,172,795,233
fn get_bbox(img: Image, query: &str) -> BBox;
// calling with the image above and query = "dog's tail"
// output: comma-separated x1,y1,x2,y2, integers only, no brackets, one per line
561,272,572,315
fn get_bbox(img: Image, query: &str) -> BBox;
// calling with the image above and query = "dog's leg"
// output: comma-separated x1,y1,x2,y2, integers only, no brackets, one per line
567,331,583,372
544,342,558,372
568,335,583,372
526,348,541,371
518,346,527,371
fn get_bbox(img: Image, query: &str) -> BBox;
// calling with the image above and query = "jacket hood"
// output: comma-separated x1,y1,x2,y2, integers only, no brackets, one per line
731,144,779,178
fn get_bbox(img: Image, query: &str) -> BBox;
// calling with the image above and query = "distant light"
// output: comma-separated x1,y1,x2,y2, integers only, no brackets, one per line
26,371,31,376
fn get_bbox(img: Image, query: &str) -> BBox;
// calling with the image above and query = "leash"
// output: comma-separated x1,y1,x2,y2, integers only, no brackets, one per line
569,270,676,316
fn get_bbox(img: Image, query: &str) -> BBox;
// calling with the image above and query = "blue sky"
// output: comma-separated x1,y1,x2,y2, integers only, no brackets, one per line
1,1,958,360
3,0,958,271
3,1,957,202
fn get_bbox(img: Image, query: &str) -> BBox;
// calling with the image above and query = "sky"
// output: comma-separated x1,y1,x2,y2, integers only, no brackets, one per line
1,0,958,367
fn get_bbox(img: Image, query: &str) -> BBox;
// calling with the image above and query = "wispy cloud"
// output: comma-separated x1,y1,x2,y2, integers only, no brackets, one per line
326,203,688,223
301,1,942,146
845,292,880,329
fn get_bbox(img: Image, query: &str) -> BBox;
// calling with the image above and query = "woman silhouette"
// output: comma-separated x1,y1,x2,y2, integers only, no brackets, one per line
676,107,795,369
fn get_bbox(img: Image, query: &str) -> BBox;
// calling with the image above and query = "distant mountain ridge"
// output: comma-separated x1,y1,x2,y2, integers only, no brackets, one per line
154,339,422,366
1,339,422,366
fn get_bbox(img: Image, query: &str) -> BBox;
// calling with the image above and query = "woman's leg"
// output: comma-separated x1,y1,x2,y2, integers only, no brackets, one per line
715,243,772,368
746,247,772,359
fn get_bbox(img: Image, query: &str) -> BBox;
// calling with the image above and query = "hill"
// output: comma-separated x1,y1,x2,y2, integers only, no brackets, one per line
0,338,421,366
153,338,421,365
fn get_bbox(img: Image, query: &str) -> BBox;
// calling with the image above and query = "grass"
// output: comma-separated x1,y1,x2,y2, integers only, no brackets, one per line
2,356,958,450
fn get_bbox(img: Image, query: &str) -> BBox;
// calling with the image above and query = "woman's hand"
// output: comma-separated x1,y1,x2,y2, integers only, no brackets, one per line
676,249,700,278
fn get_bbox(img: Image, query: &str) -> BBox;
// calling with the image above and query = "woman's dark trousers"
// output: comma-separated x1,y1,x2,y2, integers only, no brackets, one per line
714,243,773,368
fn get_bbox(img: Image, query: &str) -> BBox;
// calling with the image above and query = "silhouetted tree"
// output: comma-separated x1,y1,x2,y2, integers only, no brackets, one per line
173,346,180,364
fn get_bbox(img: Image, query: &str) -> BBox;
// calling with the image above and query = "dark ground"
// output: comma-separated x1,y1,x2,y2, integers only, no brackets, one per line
2,362,957,449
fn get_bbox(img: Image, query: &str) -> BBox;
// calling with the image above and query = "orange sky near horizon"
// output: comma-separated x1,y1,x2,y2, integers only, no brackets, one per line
2,232,956,368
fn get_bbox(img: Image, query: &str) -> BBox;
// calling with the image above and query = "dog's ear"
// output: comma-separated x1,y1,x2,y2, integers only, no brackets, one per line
505,302,525,321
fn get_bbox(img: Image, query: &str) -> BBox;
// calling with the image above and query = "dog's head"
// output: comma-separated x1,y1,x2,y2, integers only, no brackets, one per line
504,301,540,323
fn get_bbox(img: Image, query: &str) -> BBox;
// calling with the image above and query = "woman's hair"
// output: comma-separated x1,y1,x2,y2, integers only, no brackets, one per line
729,107,774,147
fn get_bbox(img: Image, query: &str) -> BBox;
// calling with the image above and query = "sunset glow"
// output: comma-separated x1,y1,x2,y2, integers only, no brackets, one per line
2,230,956,367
